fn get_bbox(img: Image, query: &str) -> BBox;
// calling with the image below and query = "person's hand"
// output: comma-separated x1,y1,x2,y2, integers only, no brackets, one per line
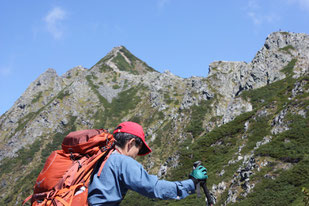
189,165,208,185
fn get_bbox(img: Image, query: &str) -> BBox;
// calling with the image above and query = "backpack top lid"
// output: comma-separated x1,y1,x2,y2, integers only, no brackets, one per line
62,129,113,154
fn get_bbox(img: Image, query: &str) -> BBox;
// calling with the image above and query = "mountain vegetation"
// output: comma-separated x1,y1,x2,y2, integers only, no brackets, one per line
0,32,308,205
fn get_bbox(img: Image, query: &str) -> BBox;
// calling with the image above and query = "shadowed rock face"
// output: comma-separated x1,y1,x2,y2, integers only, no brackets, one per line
0,32,308,205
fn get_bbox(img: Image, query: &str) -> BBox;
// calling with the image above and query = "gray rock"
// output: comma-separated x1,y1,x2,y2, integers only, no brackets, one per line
222,98,252,124
1,32,309,205
271,108,289,134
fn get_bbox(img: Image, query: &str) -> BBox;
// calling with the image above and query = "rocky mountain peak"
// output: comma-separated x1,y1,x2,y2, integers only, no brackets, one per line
36,68,58,82
62,65,87,78
0,31,309,206
22,68,63,100
91,46,157,76
110,45,126,54
264,31,309,51
62,65,88,85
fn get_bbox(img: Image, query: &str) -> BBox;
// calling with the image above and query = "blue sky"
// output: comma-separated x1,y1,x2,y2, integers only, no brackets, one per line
1,0,309,115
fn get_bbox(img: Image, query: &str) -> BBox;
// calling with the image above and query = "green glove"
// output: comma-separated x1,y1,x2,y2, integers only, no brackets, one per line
190,165,208,180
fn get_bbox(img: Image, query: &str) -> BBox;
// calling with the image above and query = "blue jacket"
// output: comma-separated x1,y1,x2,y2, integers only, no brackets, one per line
88,152,195,205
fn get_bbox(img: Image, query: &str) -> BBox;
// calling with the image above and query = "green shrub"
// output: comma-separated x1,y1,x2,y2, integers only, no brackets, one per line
112,53,133,72
99,64,113,73
281,58,297,76
241,115,271,154
119,47,137,64
31,91,43,104
256,114,309,163
129,116,141,124
112,84,121,89
279,45,295,55
123,79,129,89
0,138,41,175
185,99,214,138
152,134,162,147
112,75,117,82
86,75,109,106
119,46,156,73
94,86,141,128
236,158,309,206
303,187,309,206
241,66,296,109
57,90,70,100
15,112,36,132
172,111,255,181
164,93,173,104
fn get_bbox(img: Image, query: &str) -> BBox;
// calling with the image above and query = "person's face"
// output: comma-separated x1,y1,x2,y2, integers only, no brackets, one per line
126,138,143,159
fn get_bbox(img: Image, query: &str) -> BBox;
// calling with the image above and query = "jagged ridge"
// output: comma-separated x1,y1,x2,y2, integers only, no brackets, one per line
0,31,308,205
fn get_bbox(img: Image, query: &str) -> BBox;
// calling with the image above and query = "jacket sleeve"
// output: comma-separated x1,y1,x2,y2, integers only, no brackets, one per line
119,156,195,200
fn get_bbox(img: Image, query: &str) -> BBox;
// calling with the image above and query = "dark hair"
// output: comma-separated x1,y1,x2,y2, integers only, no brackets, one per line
113,132,143,149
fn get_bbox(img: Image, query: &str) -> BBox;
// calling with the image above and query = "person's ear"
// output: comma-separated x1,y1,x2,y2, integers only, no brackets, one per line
128,138,135,150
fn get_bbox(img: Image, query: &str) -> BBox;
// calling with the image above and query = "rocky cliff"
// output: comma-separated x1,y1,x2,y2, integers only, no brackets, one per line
0,31,308,205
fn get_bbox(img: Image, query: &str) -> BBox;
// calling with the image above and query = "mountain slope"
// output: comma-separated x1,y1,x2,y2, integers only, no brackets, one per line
0,33,308,205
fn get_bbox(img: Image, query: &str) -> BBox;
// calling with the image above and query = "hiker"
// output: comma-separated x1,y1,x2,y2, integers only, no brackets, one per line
87,121,214,205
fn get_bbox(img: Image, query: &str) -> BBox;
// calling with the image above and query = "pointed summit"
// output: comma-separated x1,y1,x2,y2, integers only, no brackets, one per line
92,46,158,75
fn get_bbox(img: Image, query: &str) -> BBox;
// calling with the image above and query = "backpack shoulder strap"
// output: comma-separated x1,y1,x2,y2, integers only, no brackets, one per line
22,194,32,205
97,149,114,178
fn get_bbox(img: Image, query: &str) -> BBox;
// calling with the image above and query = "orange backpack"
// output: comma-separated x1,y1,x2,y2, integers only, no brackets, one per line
23,129,115,206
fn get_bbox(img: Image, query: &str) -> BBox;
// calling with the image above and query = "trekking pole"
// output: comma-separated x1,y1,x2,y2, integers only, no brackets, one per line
201,181,212,206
